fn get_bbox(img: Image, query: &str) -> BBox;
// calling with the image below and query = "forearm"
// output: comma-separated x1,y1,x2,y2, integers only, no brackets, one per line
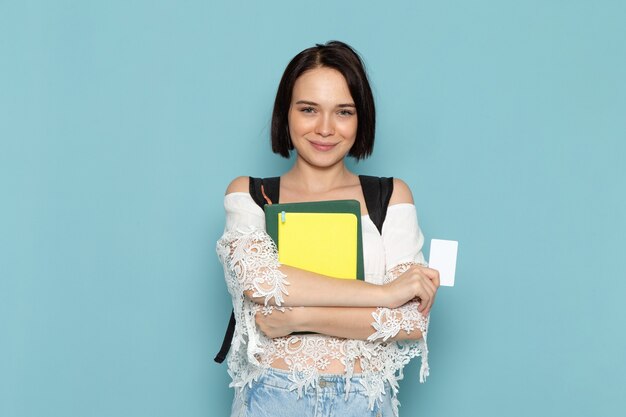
245,265,387,308
218,229,434,310
293,303,426,342
218,229,391,308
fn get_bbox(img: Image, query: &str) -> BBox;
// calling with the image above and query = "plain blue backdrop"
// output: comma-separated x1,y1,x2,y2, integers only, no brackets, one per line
1,1,625,416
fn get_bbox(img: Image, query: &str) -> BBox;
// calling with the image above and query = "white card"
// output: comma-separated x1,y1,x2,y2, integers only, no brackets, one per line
428,239,458,287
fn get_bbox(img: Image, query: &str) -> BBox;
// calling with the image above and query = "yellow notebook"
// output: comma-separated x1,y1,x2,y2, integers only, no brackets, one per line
264,200,364,280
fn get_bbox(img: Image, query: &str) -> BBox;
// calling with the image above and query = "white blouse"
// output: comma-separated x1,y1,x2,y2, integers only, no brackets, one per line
217,192,430,415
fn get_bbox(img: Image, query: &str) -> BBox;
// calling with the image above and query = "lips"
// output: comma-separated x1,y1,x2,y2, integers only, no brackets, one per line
309,140,338,152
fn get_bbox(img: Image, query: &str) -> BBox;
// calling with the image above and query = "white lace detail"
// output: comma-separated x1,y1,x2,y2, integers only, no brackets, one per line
367,262,430,387
216,228,430,417
369,302,429,342
217,227,290,306
368,262,430,343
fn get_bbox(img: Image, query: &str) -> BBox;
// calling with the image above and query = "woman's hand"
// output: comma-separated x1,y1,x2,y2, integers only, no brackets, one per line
255,308,301,338
383,265,440,314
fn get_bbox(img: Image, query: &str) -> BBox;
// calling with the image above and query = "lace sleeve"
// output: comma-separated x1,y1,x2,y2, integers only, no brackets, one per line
367,262,429,342
216,227,289,306
366,262,430,383
215,194,291,367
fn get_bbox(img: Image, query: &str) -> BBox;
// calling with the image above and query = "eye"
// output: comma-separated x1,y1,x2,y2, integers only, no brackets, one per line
299,106,316,114
338,109,355,117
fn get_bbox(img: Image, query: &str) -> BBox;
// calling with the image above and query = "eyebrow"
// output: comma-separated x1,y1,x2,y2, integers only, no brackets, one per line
295,100,356,108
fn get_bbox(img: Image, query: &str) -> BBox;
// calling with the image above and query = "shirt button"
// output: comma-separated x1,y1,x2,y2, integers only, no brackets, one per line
319,380,327,388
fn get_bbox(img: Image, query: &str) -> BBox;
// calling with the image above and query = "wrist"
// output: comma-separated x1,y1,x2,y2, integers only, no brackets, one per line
373,283,392,308
291,307,309,333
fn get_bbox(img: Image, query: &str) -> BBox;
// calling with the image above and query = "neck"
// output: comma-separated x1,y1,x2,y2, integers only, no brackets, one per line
283,156,355,194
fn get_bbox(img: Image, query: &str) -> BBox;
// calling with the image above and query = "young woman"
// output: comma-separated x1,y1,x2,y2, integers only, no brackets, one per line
217,41,440,417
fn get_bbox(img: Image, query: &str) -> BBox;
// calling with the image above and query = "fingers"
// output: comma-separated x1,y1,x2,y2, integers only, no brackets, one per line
410,266,438,315
411,264,440,288
416,280,436,315
423,268,439,315
254,311,266,333
255,309,292,338
427,268,440,288
255,311,275,334
381,264,441,310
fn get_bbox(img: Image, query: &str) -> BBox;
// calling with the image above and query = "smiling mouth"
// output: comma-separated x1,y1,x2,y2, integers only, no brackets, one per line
309,140,338,152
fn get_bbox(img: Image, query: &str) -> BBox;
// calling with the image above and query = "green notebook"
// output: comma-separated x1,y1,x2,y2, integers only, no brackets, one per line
264,200,364,280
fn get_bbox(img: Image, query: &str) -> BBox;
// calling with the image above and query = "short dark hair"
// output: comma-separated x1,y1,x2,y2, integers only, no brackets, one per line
271,41,376,160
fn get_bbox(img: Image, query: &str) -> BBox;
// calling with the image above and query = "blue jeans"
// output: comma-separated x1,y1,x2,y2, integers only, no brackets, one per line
231,368,395,417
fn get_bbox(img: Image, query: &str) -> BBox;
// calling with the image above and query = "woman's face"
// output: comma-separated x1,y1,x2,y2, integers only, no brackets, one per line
288,67,358,169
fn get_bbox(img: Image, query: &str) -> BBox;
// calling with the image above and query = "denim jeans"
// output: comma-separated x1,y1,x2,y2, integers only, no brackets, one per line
231,368,395,417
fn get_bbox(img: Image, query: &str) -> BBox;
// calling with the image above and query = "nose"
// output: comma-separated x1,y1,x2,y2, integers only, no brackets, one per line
315,114,334,137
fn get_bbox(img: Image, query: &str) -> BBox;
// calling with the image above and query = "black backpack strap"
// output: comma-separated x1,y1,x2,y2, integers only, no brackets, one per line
249,176,280,207
214,176,280,364
359,175,394,234
249,177,265,207
213,312,236,363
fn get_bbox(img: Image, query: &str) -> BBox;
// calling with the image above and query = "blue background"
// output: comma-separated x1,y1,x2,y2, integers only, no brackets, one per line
2,1,625,416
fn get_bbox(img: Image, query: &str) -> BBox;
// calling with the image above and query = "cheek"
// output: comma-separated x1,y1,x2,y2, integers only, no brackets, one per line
289,114,314,136
339,119,358,140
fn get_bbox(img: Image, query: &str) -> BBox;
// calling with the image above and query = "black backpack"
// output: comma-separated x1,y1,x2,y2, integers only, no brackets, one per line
214,175,394,363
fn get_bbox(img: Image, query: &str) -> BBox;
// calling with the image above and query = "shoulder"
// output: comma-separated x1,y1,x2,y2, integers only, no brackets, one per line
388,178,414,205
222,177,265,227
225,176,250,194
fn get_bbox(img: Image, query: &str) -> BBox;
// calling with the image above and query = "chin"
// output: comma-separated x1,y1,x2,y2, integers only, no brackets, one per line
297,152,342,168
